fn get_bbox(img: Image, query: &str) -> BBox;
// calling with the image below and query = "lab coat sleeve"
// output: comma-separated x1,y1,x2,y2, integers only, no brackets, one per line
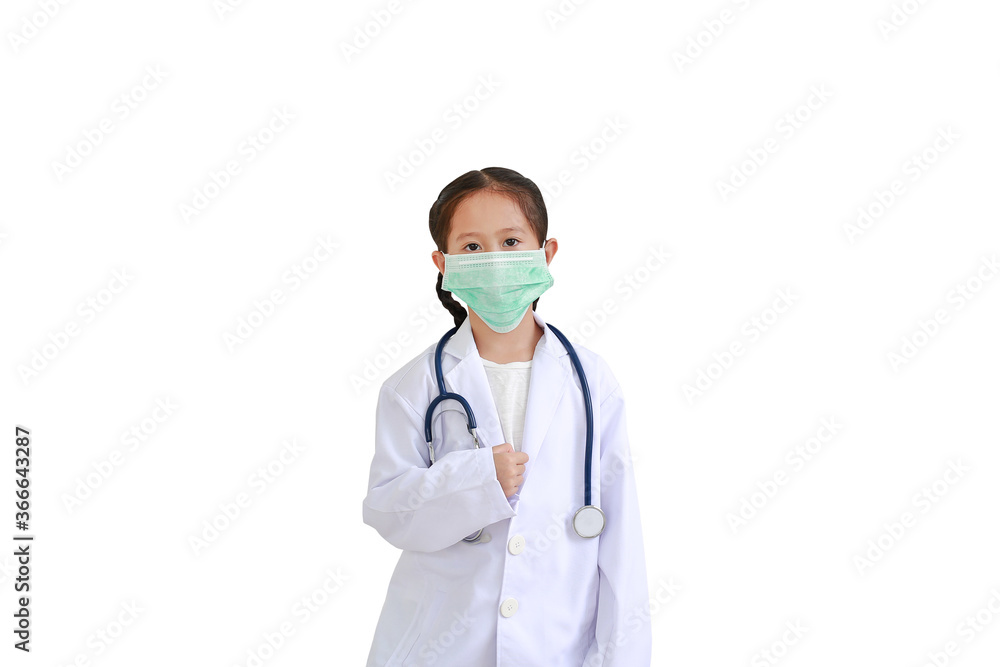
362,382,516,553
585,382,653,666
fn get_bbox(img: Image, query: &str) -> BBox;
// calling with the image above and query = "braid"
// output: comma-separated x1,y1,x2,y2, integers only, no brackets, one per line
436,272,468,328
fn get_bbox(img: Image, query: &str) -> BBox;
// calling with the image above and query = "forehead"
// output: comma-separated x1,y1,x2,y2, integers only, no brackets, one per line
449,191,528,238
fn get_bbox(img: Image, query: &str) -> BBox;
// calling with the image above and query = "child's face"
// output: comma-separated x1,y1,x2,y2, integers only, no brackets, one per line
432,190,557,276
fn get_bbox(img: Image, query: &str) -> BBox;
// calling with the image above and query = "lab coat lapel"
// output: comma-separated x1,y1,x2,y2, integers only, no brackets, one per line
441,316,505,451
519,310,570,479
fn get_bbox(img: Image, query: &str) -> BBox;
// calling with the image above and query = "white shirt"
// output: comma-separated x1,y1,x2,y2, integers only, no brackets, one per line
479,356,533,453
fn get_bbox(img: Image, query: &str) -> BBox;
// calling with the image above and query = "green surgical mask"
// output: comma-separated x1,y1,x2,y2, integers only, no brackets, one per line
441,244,554,334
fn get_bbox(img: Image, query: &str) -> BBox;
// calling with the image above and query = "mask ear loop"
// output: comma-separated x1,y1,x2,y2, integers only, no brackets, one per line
532,239,549,314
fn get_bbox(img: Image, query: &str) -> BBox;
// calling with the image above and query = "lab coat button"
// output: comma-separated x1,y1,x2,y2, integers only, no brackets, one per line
499,597,518,618
507,535,525,555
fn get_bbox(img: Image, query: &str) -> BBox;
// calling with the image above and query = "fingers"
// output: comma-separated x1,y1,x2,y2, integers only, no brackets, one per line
504,467,525,496
504,473,524,497
501,460,526,477
492,444,529,497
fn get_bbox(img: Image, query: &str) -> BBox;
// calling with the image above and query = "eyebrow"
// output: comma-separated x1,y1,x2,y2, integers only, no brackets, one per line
454,226,526,242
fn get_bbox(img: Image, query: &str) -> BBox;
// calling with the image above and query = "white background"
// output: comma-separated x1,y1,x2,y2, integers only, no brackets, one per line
2,0,999,665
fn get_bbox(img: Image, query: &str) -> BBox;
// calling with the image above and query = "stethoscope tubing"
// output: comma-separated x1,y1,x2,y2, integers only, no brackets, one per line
424,323,595,503
423,321,599,539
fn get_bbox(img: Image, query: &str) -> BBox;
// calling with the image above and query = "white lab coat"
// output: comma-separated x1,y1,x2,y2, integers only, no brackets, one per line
362,309,651,666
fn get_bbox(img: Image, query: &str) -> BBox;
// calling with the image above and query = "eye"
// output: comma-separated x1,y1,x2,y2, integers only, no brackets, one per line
462,243,481,252
503,238,520,247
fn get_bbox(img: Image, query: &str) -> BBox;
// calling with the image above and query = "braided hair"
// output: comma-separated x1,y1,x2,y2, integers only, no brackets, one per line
429,167,549,328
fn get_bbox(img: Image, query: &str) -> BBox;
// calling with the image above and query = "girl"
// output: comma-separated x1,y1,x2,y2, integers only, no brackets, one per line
362,167,651,666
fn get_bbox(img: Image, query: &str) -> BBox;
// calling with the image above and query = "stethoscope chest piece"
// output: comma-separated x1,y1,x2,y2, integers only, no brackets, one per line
573,505,605,538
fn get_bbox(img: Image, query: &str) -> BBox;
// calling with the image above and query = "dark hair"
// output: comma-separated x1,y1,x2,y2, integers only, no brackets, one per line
429,167,549,328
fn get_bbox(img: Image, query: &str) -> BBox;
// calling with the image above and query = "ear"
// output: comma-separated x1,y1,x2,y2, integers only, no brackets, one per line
543,238,558,264
431,250,445,275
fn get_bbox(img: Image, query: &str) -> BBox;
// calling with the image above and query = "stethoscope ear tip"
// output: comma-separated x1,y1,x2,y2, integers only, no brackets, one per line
463,529,490,544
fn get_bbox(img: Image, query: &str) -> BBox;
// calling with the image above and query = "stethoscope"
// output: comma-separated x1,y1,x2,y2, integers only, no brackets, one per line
423,322,605,542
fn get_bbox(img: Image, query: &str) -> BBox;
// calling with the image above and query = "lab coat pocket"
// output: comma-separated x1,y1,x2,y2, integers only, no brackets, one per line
386,587,448,666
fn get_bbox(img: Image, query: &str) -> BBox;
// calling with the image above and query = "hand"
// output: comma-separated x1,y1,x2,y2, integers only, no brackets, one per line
492,443,529,497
